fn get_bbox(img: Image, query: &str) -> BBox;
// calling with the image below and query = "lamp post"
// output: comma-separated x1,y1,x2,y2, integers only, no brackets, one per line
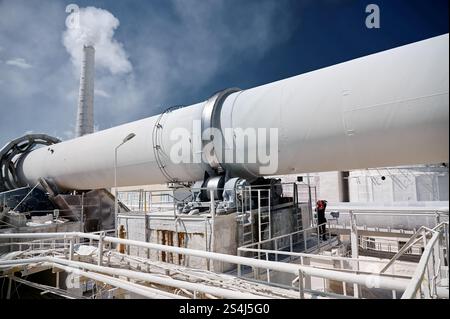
114,133,136,237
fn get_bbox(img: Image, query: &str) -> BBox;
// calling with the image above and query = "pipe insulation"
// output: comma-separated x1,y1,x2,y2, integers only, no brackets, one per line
16,34,449,190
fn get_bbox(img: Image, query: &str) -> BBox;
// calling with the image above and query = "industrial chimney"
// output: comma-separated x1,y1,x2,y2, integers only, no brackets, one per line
75,45,95,137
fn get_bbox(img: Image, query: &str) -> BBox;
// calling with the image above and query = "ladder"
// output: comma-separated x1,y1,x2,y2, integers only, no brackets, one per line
257,189,271,242
292,183,303,232
238,187,254,247
237,188,272,246
240,213,253,246
295,207,303,231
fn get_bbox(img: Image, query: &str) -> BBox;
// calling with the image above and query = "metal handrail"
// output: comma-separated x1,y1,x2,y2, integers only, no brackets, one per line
380,222,448,274
239,222,330,249
238,246,413,266
325,207,449,215
359,236,423,255
401,229,444,299
0,231,415,294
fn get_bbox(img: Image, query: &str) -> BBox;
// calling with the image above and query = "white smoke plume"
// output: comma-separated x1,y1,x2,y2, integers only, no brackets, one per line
63,6,132,74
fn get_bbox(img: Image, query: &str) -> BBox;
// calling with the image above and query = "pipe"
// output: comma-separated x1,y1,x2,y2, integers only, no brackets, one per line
0,232,411,291
51,257,268,299
9,275,87,299
46,262,187,299
13,34,448,190
0,257,267,299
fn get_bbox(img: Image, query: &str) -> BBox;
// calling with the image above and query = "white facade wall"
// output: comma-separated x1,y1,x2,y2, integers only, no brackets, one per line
348,166,448,203
275,165,448,204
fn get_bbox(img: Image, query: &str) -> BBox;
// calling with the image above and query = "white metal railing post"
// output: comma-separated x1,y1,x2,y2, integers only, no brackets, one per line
304,228,307,251
266,253,270,283
289,234,293,262
210,190,216,271
304,256,312,290
340,259,347,296
298,270,305,299
126,218,130,255
432,216,440,297
349,210,360,298
98,233,104,266
328,220,331,243
80,193,84,232
431,245,440,298
317,223,320,252
421,229,431,298
258,190,262,242
56,271,60,289
173,189,177,219
445,223,449,279
435,211,440,226
401,227,444,299
204,216,209,270
237,249,241,278
258,243,261,260
253,266,259,281
69,238,74,261
63,236,68,259
268,189,271,239
274,239,278,262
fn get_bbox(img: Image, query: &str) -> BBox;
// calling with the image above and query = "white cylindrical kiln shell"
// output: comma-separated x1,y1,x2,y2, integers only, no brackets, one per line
18,35,449,190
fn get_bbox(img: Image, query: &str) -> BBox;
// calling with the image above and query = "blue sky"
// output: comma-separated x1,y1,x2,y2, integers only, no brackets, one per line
0,0,448,147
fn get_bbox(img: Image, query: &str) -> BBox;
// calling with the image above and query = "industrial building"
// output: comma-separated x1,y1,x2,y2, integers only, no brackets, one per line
0,33,448,300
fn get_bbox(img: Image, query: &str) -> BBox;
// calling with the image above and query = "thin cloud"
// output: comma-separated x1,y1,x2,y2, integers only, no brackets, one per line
6,57,32,69
95,89,111,98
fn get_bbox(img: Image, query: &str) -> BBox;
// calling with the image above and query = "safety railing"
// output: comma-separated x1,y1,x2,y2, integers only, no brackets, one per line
238,243,414,298
237,222,339,296
326,208,448,234
118,187,237,215
378,222,449,299
236,220,449,299
359,236,424,255
239,222,334,258
3,231,444,299
117,189,192,213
